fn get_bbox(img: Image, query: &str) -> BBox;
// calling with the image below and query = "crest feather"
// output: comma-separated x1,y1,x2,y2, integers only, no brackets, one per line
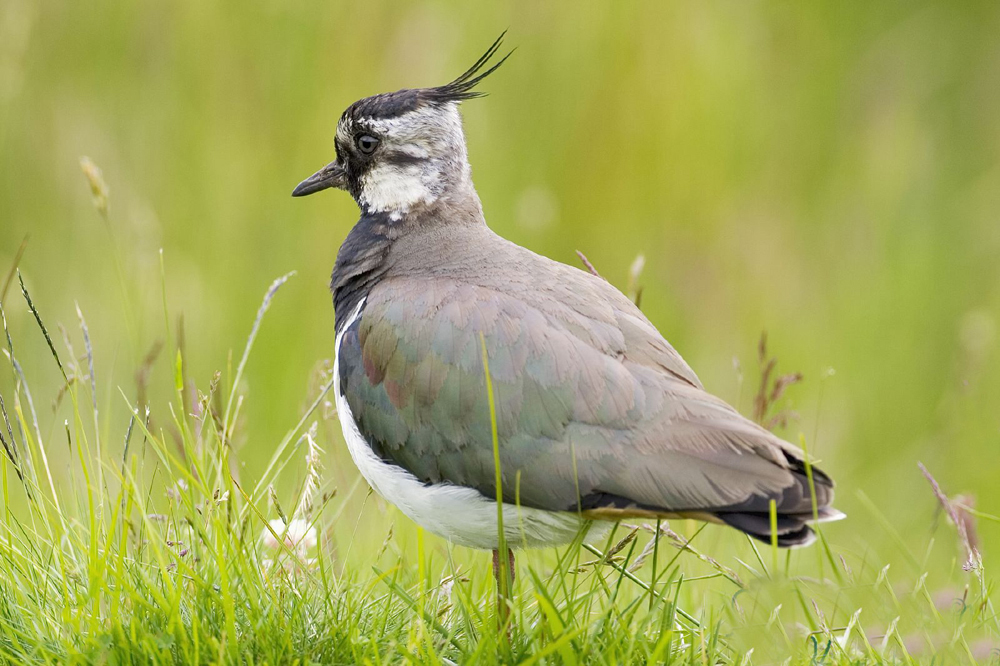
425,31,514,104
341,32,514,123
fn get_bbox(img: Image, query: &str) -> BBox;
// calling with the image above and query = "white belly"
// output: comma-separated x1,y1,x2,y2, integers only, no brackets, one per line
334,300,605,550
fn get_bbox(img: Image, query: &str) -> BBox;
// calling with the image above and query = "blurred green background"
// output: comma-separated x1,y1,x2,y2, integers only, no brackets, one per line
1,0,998,568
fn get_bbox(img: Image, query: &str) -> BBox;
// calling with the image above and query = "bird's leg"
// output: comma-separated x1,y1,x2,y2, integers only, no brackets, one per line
491,547,516,591
491,548,505,627
492,548,516,630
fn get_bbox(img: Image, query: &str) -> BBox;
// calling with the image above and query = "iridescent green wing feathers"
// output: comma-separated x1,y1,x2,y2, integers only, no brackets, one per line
338,273,833,522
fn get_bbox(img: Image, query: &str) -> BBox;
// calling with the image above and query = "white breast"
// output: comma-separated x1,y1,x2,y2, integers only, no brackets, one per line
333,299,602,550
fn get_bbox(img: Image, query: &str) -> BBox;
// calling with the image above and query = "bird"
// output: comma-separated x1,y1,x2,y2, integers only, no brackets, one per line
292,34,842,597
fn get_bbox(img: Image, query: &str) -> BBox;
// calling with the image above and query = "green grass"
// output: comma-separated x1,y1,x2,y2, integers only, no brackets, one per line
0,270,996,664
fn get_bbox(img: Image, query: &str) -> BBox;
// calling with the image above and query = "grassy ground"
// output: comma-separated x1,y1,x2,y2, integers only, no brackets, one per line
0,252,996,664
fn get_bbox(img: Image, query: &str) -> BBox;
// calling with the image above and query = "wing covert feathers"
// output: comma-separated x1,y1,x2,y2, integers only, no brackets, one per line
338,233,840,548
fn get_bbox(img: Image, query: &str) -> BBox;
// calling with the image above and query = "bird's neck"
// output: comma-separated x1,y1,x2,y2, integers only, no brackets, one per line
356,147,482,223
330,211,393,330
332,188,488,331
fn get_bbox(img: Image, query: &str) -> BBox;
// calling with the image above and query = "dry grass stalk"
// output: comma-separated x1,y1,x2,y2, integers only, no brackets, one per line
222,272,296,445
269,484,288,526
630,522,745,588
75,302,97,413
294,422,323,521
0,393,22,482
79,156,109,218
918,462,982,572
626,253,645,307
18,272,66,381
574,528,638,571
752,331,803,431
0,234,29,305
194,370,223,445
135,340,163,412
52,322,87,412
575,251,647,309
575,250,602,278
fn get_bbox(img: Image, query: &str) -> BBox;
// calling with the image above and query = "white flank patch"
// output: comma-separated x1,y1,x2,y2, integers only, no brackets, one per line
334,299,602,550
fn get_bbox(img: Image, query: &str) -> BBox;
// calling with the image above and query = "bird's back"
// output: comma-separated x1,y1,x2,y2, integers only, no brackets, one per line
335,218,839,547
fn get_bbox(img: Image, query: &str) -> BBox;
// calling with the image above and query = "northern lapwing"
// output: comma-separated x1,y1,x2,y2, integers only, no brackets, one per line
293,35,842,598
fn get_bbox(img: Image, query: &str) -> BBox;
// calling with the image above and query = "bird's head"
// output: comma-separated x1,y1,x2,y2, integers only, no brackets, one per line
292,34,511,221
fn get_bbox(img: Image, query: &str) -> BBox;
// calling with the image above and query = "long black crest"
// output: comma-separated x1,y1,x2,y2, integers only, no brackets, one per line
343,32,514,123
425,31,514,104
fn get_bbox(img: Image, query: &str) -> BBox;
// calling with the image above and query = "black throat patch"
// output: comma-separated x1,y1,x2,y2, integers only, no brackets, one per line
330,211,397,333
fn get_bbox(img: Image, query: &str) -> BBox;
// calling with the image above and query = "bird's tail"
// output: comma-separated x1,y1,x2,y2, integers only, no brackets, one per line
715,505,846,548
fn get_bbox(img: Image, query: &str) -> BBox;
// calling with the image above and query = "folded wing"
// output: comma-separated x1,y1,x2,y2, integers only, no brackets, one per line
338,272,837,546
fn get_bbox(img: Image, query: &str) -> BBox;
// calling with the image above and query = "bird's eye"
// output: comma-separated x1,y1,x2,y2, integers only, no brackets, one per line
356,134,379,154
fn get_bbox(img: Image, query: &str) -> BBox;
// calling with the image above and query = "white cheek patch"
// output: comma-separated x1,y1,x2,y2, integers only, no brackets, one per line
346,103,471,217
359,162,438,219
